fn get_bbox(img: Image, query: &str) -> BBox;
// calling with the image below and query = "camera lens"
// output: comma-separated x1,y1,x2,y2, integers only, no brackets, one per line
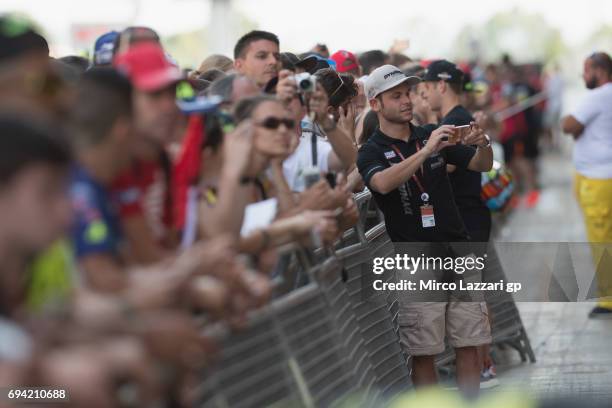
298,80,310,90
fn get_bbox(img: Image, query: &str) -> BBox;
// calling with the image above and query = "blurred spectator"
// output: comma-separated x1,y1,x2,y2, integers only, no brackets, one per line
195,53,234,75
422,59,492,242
92,30,119,67
403,64,440,126
389,53,411,69
112,26,160,58
331,50,361,77
423,60,497,388
358,50,388,76
0,15,71,118
543,63,564,146
0,116,72,316
358,109,379,146
295,54,333,75
197,68,227,83
494,63,537,206
113,42,182,263
280,51,300,72
208,73,260,109
67,68,135,292
58,55,90,73
562,52,612,319
310,43,330,58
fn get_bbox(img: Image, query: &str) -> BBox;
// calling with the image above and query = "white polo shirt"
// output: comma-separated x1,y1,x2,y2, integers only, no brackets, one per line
572,83,612,179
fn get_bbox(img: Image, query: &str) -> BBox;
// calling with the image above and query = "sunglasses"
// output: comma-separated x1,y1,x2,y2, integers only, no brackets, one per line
329,71,345,99
256,116,295,130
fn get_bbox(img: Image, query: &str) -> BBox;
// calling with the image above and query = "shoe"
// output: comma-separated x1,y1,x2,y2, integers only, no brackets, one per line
524,190,540,209
508,195,520,210
588,306,612,319
480,365,500,389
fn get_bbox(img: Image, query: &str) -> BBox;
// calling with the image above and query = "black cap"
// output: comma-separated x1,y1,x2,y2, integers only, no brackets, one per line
280,52,300,71
423,59,464,83
0,15,48,62
295,54,331,74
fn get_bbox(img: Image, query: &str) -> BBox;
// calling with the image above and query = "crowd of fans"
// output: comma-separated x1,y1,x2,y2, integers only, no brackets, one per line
0,12,596,407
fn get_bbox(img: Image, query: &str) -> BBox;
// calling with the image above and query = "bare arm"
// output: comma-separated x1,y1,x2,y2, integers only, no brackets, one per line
369,126,456,194
460,123,493,172
369,148,431,194
238,211,336,253
199,120,254,239
79,254,127,293
121,215,169,265
308,85,357,172
467,146,494,172
198,174,251,240
346,166,365,193
561,115,584,139
326,124,358,172
269,160,297,216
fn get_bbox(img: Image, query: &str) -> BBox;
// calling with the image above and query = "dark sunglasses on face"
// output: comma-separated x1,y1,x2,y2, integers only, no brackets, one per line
256,116,295,130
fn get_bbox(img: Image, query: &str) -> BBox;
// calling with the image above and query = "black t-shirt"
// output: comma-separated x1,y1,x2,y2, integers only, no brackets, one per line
440,105,491,241
357,124,475,243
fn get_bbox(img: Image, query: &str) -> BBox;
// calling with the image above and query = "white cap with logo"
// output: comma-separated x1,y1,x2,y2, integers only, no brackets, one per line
364,64,421,100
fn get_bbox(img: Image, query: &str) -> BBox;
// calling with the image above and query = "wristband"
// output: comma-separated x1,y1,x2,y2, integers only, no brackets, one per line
479,134,491,148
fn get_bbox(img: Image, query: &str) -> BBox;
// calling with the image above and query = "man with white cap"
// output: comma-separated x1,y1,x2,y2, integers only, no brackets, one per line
357,65,493,395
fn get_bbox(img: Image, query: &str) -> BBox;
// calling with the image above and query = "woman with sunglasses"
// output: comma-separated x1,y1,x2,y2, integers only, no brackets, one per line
189,95,338,257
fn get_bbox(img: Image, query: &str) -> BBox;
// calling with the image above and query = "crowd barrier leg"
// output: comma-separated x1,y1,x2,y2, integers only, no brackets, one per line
484,243,536,364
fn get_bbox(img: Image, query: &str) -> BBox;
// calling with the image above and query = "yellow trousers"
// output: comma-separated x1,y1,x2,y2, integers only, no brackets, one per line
575,173,612,308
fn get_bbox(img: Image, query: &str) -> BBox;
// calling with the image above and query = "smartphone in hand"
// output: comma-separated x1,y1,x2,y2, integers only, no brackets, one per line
450,124,471,143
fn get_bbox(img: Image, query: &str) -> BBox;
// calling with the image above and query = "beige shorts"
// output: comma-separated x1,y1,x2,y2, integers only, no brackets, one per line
397,301,492,356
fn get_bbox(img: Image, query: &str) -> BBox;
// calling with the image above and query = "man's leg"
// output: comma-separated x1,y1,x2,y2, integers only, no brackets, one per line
455,346,480,397
447,301,492,397
397,302,446,386
411,355,437,386
575,174,612,314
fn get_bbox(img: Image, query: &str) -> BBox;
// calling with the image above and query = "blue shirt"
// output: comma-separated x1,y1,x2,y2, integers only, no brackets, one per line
69,165,122,259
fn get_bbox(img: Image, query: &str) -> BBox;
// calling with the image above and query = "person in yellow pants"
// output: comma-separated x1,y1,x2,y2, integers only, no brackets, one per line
562,51,612,318
575,173,612,313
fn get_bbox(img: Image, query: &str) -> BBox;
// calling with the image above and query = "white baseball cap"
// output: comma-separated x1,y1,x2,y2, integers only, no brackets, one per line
364,64,421,100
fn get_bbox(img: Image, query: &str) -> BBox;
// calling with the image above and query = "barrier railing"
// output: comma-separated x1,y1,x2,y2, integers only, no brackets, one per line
194,189,534,407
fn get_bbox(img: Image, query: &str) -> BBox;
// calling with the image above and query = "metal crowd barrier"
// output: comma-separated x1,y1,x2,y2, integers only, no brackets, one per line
194,189,534,407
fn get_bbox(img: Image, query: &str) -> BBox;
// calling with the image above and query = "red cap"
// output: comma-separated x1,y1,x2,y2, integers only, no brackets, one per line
330,50,359,73
114,42,182,91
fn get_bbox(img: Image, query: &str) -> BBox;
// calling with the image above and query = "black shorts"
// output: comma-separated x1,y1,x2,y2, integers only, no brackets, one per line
523,132,540,159
502,136,524,163
461,207,492,242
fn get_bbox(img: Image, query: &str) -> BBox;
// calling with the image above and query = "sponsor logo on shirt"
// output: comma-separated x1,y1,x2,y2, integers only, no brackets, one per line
430,156,446,170
384,150,397,159
398,183,413,215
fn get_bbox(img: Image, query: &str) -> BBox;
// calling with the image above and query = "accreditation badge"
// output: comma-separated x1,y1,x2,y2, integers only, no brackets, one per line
420,204,435,228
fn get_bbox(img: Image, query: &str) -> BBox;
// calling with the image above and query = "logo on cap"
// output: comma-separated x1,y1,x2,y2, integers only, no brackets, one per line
383,70,403,80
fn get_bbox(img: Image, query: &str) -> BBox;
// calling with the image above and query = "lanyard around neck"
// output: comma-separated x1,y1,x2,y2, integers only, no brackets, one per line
389,142,428,200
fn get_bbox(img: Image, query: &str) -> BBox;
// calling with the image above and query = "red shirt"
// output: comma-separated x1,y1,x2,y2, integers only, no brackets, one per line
111,159,172,242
